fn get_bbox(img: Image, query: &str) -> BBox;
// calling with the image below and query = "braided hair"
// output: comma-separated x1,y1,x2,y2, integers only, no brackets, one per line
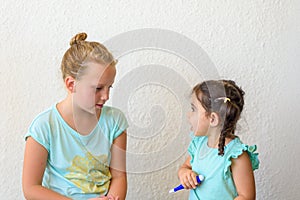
192,80,245,156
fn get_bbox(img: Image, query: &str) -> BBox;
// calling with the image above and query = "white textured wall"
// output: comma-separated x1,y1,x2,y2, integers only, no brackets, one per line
1,0,299,199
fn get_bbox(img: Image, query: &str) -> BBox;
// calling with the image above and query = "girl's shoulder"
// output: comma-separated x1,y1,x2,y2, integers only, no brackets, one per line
223,137,260,178
101,105,124,116
101,106,127,123
100,105,128,129
29,105,57,127
188,136,207,163
188,135,207,148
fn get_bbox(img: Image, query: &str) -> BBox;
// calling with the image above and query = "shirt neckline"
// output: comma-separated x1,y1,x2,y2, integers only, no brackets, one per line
53,103,106,138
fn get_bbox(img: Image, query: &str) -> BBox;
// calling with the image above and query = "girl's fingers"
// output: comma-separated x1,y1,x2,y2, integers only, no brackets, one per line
188,175,197,189
180,172,199,189
192,174,199,186
184,177,194,189
180,177,190,189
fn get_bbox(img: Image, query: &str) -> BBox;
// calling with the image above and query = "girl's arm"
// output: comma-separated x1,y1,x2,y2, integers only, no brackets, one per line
106,131,127,200
178,156,199,189
231,151,256,200
22,137,71,200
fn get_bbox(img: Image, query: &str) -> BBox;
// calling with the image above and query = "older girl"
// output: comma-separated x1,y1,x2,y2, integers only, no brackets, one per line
23,33,127,200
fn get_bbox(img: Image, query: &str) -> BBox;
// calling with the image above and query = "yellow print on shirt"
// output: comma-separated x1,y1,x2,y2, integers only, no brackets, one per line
65,152,111,194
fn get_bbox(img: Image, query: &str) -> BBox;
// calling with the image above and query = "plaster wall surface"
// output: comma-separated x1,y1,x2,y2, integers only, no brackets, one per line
0,0,299,199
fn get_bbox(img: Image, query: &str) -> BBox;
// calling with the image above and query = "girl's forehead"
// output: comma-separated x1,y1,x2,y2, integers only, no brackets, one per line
82,62,115,81
191,92,203,107
84,62,107,75
191,92,200,102
190,93,197,105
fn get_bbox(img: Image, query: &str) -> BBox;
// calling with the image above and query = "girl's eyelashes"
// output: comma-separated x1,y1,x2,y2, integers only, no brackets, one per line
191,104,196,112
95,85,113,91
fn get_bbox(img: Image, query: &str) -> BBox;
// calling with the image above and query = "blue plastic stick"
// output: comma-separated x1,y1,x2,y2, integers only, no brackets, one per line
169,175,204,193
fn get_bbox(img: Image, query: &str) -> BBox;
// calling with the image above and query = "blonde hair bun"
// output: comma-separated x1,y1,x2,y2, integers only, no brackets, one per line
70,32,87,46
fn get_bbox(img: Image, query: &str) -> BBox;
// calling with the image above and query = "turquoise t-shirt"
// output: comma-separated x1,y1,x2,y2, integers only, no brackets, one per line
25,105,128,200
188,136,259,200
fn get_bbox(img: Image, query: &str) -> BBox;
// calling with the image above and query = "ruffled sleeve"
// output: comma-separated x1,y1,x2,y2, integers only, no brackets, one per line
224,139,260,179
188,136,205,164
247,145,260,170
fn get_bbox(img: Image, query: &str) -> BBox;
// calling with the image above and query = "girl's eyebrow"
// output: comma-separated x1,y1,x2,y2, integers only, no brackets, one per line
94,83,106,87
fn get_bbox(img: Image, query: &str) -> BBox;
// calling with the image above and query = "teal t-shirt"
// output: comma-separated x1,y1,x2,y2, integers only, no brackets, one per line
188,136,259,200
25,105,128,200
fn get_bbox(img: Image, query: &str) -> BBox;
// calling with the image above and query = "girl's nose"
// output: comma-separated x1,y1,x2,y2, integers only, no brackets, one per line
100,89,109,101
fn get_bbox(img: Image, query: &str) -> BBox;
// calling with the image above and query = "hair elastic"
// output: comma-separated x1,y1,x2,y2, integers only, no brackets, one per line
215,97,231,103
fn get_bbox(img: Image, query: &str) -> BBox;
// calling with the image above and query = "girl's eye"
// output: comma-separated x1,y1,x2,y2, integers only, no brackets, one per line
191,107,195,112
95,85,113,91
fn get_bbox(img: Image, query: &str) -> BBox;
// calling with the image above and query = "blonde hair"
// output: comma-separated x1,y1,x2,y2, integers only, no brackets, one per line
61,32,117,80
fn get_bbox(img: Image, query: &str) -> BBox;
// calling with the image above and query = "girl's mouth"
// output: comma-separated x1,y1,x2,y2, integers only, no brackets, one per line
96,104,103,108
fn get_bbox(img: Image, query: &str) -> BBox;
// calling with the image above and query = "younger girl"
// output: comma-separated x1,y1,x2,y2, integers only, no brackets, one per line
22,33,128,200
178,80,259,200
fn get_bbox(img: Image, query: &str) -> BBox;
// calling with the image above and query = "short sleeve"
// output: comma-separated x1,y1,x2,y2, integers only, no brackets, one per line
114,110,128,139
246,145,260,170
224,141,260,179
25,114,51,152
105,107,129,139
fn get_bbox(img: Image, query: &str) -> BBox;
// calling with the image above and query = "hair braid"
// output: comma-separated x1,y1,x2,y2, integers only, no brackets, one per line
218,105,238,155
218,80,244,155
193,80,245,156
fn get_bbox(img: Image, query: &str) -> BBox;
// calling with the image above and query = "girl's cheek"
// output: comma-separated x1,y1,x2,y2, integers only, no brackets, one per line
187,112,191,119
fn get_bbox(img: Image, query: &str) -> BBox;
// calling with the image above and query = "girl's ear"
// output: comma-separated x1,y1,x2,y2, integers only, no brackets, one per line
65,76,76,93
209,112,220,127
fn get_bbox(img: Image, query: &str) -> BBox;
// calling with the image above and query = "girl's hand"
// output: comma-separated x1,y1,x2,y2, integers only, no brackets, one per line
89,194,120,200
178,170,199,190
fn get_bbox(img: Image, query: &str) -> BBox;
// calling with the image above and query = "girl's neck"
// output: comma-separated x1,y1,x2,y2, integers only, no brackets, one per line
204,126,218,148
207,135,220,148
206,127,233,148
57,97,101,136
206,132,233,148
